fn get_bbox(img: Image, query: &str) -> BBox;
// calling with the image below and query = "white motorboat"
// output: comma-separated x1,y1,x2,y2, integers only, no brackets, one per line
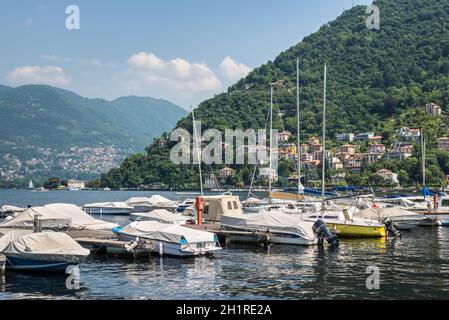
83,202,134,215
129,209,197,225
353,207,423,230
0,203,118,231
113,221,221,257
125,195,179,213
221,211,320,246
0,231,90,273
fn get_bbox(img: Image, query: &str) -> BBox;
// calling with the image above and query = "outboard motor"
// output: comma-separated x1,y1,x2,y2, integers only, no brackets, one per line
383,217,401,238
312,219,339,246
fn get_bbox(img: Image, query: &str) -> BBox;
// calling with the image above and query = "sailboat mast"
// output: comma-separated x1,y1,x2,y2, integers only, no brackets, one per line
192,108,203,196
422,130,426,199
269,84,273,199
296,59,302,197
321,63,327,211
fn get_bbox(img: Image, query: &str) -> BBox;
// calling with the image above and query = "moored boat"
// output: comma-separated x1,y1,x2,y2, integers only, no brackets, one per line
83,202,134,215
0,231,90,273
113,221,221,257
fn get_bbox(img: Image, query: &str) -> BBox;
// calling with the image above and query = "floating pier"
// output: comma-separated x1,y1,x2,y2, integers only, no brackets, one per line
73,237,150,257
186,224,270,247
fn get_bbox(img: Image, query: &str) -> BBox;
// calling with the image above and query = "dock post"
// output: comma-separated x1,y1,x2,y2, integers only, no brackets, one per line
33,214,42,233
195,197,204,225
0,255,5,275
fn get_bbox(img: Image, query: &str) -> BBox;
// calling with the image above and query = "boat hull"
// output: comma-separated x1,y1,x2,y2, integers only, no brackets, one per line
4,255,78,273
325,222,386,238
83,207,132,215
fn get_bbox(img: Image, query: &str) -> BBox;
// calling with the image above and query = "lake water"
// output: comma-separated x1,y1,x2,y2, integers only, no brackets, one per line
1,189,449,300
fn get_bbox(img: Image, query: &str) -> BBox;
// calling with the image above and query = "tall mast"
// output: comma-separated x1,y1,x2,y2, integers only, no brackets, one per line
297,58,303,197
321,63,327,212
269,84,273,199
422,130,426,199
192,108,203,196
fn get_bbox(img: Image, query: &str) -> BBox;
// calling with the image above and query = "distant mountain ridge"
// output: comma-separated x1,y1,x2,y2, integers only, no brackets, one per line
0,84,187,182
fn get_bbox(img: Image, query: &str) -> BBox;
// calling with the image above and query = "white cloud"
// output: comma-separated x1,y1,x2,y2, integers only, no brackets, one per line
6,65,70,87
118,52,222,103
219,56,252,80
24,17,32,26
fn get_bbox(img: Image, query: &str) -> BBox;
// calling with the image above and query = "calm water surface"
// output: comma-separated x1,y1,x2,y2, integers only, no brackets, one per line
0,189,448,300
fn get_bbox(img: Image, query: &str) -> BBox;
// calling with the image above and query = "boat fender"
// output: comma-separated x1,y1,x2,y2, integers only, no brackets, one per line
383,218,401,237
125,241,138,252
312,219,339,246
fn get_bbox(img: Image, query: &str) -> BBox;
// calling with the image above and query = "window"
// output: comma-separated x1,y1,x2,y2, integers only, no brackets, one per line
442,199,449,207
233,201,239,210
227,201,233,210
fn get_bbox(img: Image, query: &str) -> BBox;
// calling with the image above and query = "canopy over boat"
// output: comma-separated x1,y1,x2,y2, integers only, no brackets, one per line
0,203,118,230
118,221,216,244
130,209,194,224
355,207,421,220
0,231,90,261
221,211,316,241
83,202,133,209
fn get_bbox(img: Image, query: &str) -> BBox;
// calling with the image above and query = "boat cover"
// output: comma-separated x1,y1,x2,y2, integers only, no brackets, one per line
1,205,25,213
83,202,133,209
0,231,90,260
131,209,193,224
0,203,118,230
221,211,316,240
118,221,216,244
126,195,178,207
355,207,421,220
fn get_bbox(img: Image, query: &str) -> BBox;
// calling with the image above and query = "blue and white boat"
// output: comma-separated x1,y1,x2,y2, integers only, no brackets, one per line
0,231,90,273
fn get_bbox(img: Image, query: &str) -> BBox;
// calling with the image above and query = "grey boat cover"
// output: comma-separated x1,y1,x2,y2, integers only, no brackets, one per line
125,195,178,208
83,202,134,209
355,207,422,220
0,203,118,230
130,209,194,224
0,231,90,260
119,221,216,244
221,211,316,240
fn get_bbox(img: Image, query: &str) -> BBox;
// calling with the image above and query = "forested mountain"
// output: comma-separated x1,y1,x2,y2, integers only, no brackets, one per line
97,0,449,189
0,85,186,183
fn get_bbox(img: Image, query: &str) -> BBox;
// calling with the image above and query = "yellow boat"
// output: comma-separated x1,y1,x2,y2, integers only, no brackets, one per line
326,221,387,238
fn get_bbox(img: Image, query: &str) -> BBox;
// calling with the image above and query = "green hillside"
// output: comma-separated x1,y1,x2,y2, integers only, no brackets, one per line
0,85,186,183
97,0,449,189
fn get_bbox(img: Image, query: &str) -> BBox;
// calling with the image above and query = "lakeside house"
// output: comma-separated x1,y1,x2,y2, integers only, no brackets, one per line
336,133,355,142
258,167,278,182
220,167,235,178
437,137,449,152
398,127,421,141
355,132,374,142
377,169,399,184
277,131,292,142
68,179,85,189
426,103,442,116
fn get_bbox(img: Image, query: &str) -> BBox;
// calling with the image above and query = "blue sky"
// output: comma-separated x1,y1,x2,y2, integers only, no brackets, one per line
0,0,372,108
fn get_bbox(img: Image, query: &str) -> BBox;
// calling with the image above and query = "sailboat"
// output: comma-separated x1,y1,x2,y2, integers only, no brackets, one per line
302,64,387,238
28,180,34,190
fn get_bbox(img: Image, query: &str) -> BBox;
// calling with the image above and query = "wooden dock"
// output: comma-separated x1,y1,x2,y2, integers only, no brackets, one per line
186,224,270,247
73,237,151,257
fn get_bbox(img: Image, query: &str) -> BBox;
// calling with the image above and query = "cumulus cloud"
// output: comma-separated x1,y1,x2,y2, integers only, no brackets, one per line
219,56,252,80
122,52,222,94
6,65,70,87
